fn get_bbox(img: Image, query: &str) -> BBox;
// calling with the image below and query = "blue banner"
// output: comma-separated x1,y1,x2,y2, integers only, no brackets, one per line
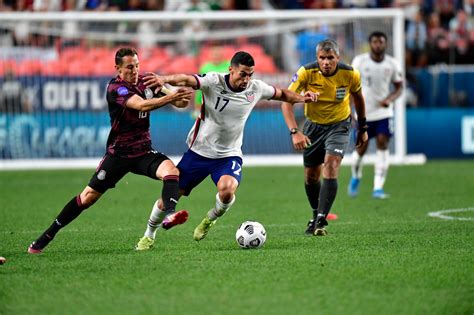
407,108,474,158
3,108,472,160
1,76,109,111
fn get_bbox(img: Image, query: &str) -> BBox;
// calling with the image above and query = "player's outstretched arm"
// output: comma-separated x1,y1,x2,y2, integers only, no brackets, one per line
126,89,193,112
143,72,198,93
281,100,312,151
160,85,191,108
272,88,318,104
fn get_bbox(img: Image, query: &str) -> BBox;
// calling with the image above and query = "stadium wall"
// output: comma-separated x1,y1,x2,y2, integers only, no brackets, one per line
4,107,473,170
407,108,474,159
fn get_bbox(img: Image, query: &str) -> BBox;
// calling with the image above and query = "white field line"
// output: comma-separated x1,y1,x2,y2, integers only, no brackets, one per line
428,207,474,221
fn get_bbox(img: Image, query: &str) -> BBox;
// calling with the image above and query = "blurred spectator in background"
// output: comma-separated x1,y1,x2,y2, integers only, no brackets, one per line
426,11,450,64
449,9,474,64
296,29,328,66
0,0,15,10
174,0,212,11
341,0,378,8
405,9,428,67
79,0,108,10
33,0,62,11
464,0,474,15
394,0,423,22
193,45,230,117
0,69,32,114
222,0,263,10
435,0,458,30
173,0,213,56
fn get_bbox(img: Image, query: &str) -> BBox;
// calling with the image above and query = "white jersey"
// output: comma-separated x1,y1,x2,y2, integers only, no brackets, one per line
187,72,276,158
351,53,403,121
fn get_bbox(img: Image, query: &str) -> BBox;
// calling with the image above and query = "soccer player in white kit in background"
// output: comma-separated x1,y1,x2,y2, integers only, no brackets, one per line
135,51,317,250
348,31,403,199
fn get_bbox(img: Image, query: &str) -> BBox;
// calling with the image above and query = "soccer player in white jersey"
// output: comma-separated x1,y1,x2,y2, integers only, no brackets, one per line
348,31,403,199
135,51,317,250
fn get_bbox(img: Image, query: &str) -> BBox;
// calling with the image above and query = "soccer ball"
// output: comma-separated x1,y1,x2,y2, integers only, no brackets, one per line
235,221,266,249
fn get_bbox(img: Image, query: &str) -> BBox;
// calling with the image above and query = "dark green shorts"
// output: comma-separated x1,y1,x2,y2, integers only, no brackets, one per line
303,116,351,167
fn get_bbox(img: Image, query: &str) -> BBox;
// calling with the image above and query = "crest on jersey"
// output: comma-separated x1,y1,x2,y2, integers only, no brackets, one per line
335,87,346,100
144,88,153,99
245,91,255,102
97,170,106,180
291,73,298,82
117,86,128,96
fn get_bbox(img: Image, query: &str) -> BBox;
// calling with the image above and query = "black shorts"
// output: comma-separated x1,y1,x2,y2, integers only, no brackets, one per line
88,151,170,193
303,117,351,167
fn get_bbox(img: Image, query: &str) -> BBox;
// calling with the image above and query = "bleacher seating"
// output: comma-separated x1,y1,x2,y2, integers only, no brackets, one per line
0,42,279,77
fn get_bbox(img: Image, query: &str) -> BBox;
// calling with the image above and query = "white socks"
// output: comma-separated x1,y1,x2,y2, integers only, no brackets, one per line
144,199,165,239
374,149,389,191
351,150,363,179
207,193,235,221
144,193,237,239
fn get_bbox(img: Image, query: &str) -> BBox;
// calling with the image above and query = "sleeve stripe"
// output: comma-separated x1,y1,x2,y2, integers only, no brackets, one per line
269,85,277,100
192,74,201,89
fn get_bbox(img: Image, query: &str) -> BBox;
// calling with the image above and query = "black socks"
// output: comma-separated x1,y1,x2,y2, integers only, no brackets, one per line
162,175,180,214
305,181,321,220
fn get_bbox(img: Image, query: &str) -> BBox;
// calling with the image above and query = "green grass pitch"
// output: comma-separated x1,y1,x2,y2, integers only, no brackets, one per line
1,161,473,314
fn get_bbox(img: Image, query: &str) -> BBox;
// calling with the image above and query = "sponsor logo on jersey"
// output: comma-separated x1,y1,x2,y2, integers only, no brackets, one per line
144,88,153,99
97,170,106,180
245,91,255,102
220,90,228,95
334,148,343,154
291,73,298,82
335,87,346,100
117,86,129,96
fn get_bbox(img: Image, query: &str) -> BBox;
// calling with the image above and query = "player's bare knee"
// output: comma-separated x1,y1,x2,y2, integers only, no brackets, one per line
218,188,234,203
156,160,179,179
304,167,321,184
157,198,164,210
79,188,101,208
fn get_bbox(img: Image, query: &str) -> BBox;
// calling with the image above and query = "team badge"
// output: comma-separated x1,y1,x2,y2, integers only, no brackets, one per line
245,91,255,102
144,88,153,99
335,87,346,100
291,73,298,82
117,86,128,96
97,170,106,180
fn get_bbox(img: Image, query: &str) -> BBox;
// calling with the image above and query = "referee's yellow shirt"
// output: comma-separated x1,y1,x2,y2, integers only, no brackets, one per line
288,62,361,125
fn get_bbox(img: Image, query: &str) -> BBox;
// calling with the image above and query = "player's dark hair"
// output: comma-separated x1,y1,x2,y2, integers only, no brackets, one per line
316,39,340,56
368,31,387,42
115,47,138,65
230,51,255,67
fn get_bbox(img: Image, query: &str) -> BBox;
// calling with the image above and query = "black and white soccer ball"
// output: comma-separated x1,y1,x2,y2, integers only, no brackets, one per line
235,221,266,249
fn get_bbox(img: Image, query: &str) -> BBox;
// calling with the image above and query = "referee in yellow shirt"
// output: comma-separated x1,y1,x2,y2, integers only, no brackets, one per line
282,39,368,236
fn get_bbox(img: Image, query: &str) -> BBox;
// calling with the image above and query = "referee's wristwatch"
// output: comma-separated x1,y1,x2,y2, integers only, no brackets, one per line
290,128,299,135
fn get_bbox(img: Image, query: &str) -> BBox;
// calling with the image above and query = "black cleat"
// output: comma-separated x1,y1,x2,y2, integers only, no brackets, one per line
305,219,316,235
314,216,329,236
315,216,328,228
27,233,53,254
